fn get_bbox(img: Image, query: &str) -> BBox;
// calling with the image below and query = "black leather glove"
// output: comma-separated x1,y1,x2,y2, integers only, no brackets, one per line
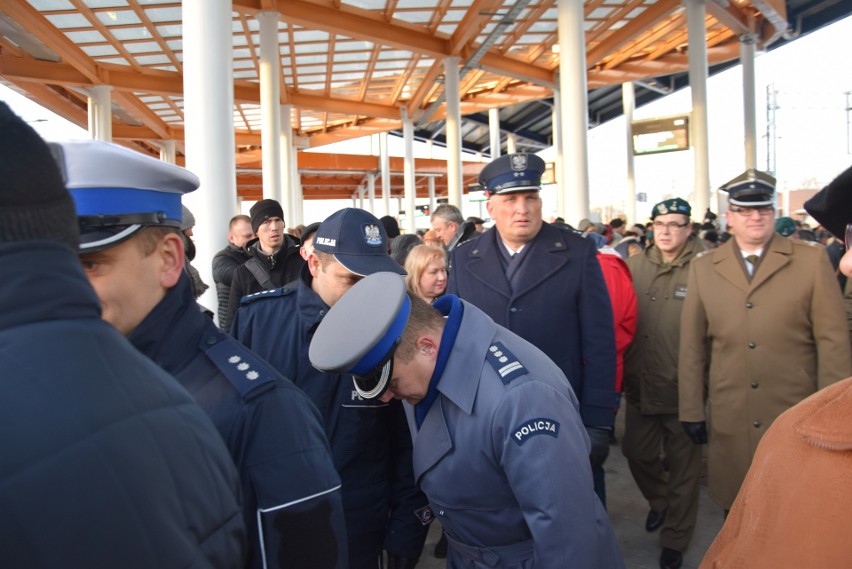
385,554,419,569
681,421,708,445
586,426,611,468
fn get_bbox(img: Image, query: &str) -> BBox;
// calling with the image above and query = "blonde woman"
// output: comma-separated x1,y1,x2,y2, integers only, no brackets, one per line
404,244,447,303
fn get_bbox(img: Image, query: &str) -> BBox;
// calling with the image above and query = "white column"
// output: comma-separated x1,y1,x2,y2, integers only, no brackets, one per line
557,0,591,224
623,82,637,224
402,110,417,234
380,131,391,216
159,140,176,164
741,35,758,171
291,148,303,226
489,107,501,159
258,11,282,203
428,177,436,214
506,134,516,155
367,172,376,212
358,187,365,210
444,57,463,207
89,84,113,141
687,0,710,218
182,0,236,313
280,104,295,221
552,92,564,217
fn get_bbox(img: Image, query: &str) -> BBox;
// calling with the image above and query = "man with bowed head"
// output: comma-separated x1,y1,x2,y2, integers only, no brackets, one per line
212,214,254,329
232,208,430,569
0,102,245,568
62,137,347,568
309,272,625,568
447,152,619,506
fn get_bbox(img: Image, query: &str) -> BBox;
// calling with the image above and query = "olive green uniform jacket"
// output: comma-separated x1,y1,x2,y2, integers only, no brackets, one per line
678,234,851,508
624,236,704,414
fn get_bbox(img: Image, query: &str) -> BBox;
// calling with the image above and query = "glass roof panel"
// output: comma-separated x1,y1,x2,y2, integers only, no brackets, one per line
85,0,129,7
334,52,371,63
152,65,177,71
588,7,613,19
123,41,160,54
378,50,413,60
374,60,405,70
45,14,90,29
336,40,373,52
394,12,433,24
166,39,182,51
135,54,170,65
96,10,141,26
233,48,252,59
110,27,152,41
29,1,74,10
294,43,331,55
293,29,329,42
81,45,119,57
450,0,473,6
343,0,386,10
234,70,257,79
333,63,368,72
65,30,107,43
156,24,181,38
295,55,327,65
233,60,255,70
397,0,438,8
330,72,363,82
97,56,129,66
442,10,465,22
296,65,326,74
144,7,182,24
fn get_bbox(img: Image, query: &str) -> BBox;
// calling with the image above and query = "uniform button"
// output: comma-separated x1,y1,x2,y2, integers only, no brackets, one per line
509,306,518,313
319,310,325,316
438,510,445,516
650,297,656,301
748,342,756,349
746,302,754,309
753,420,762,428
751,382,759,389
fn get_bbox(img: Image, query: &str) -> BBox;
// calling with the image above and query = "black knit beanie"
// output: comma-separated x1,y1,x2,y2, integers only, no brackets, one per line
0,101,79,250
250,199,284,234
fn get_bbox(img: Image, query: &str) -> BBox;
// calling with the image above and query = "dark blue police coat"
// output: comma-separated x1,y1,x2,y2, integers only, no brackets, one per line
1,243,246,568
447,223,619,428
129,272,347,569
232,269,430,569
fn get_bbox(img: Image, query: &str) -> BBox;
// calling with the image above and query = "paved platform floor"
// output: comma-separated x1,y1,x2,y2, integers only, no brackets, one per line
414,403,725,569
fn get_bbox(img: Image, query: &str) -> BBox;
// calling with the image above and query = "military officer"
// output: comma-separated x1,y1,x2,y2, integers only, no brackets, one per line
59,139,348,569
310,272,625,569
623,197,704,569
678,169,852,511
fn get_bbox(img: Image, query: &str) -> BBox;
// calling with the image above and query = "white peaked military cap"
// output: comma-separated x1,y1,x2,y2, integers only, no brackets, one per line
309,272,411,400
49,139,199,252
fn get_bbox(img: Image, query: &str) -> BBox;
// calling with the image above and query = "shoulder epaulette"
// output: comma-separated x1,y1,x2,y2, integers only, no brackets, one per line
202,335,277,399
239,286,295,305
486,341,528,384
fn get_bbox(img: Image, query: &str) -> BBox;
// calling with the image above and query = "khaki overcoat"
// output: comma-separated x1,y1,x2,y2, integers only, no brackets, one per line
624,235,704,414
678,234,851,508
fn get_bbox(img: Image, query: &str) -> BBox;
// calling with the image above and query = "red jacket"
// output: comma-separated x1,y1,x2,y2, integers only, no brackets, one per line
597,251,637,393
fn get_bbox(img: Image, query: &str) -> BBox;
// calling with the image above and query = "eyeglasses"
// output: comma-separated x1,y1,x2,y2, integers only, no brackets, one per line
729,206,775,217
652,221,690,232
845,223,852,250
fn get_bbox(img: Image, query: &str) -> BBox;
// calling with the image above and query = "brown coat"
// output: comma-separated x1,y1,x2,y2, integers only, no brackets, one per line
678,235,851,508
700,377,852,568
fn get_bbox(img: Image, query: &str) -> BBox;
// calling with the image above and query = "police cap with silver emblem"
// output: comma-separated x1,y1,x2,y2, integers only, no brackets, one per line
49,139,198,253
720,168,776,208
478,152,546,196
312,208,406,277
309,272,411,400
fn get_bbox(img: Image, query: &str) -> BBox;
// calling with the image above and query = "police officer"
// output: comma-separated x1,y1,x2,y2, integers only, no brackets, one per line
446,153,618,506
310,273,625,569
59,139,348,569
231,208,430,569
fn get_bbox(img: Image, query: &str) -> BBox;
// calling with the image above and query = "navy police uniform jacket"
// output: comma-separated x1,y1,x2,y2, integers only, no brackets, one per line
408,296,624,568
1,243,246,568
129,271,347,569
447,223,619,428
232,269,430,569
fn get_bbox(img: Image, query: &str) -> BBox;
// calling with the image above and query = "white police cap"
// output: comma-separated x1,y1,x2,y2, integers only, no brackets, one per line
49,140,199,252
309,272,411,400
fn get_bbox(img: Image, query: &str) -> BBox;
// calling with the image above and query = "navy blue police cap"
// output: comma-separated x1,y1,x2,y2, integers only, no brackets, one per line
49,140,199,253
720,168,776,208
309,272,411,399
478,153,546,196
312,208,406,276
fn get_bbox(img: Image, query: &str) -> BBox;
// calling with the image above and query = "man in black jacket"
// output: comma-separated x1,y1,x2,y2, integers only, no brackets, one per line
61,138,349,569
224,199,303,330
212,213,253,329
0,102,246,569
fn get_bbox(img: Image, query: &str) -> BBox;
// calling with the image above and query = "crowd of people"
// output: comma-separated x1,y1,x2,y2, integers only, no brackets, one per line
4,97,852,568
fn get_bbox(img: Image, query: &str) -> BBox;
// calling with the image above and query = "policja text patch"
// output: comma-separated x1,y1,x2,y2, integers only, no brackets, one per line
512,417,560,446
